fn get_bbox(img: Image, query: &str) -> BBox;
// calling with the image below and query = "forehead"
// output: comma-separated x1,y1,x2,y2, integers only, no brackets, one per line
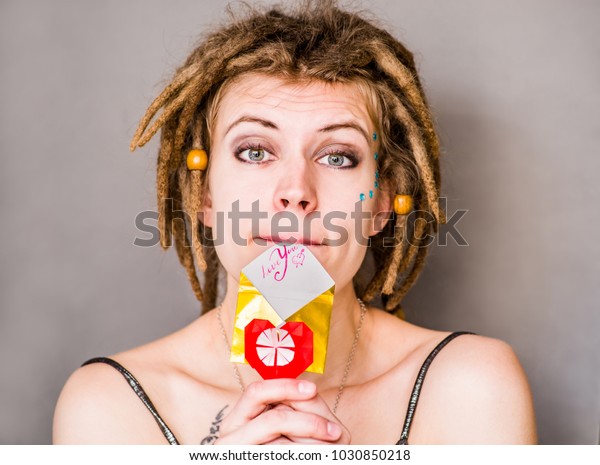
211,73,378,132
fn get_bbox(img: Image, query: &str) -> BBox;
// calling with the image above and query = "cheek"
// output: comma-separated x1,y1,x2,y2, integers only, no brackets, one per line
321,191,380,240
326,161,379,205
208,160,261,211
318,240,367,292
213,242,257,282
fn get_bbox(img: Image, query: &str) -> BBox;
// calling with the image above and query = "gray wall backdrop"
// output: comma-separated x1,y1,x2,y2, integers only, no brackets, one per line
1,0,598,445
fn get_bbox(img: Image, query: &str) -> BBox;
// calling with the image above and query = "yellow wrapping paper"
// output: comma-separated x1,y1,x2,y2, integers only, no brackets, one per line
231,272,334,374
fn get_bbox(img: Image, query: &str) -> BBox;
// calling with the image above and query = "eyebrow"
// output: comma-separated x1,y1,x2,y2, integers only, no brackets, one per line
225,116,278,135
318,122,370,145
225,115,370,144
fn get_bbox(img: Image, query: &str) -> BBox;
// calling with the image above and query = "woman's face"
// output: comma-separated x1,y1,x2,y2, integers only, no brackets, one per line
202,73,391,289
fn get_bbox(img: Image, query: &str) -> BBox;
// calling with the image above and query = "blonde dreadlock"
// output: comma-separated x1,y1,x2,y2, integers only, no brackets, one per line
130,0,443,316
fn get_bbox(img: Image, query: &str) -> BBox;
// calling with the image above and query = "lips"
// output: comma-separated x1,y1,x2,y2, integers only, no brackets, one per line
254,235,324,246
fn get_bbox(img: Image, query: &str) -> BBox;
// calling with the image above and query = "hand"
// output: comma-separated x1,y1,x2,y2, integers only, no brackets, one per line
262,401,351,445
261,389,352,444
214,379,349,445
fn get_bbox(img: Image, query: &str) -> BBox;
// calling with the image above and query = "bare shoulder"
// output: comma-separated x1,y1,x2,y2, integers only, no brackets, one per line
53,311,229,444
53,358,170,444
406,332,538,444
364,311,536,444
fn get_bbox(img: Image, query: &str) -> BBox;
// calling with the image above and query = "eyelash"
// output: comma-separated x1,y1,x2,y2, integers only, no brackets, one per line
234,142,272,164
234,143,359,169
319,148,359,169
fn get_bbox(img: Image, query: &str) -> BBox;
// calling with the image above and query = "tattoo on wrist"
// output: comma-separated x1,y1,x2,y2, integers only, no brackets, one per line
200,405,228,444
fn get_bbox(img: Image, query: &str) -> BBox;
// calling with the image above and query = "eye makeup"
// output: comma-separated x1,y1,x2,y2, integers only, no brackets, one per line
359,153,380,201
316,147,359,169
234,142,274,164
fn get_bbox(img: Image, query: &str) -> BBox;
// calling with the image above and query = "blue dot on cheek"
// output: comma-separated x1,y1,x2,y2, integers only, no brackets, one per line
372,133,377,141
374,181,379,189
369,190,373,198
359,193,366,201
374,152,379,160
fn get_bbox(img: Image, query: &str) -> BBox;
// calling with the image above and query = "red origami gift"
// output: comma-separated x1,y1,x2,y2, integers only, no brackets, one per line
244,319,313,380
231,244,335,379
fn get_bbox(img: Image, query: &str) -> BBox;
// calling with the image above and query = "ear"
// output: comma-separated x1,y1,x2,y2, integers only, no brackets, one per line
198,186,214,228
370,186,393,236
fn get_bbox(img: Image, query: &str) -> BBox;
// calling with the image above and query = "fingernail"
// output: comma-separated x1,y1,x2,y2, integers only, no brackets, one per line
327,422,342,438
297,381,315,395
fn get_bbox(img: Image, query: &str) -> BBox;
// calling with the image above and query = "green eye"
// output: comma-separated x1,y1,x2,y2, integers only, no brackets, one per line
235,144,274,164
248,148,265,161
317,151,357,168
327,154,344,166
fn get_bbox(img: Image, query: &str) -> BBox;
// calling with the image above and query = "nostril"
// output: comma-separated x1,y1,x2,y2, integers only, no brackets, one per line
282,199,289,208
300,200,308,210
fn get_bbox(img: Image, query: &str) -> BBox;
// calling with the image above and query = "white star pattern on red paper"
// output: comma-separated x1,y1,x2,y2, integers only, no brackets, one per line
255,327,295,366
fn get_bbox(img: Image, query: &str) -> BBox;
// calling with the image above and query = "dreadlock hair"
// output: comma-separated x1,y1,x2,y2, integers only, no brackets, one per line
130,0,444,317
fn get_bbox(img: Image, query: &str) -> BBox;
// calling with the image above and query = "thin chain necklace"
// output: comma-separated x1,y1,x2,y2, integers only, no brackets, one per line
216,298,367,415
216,307,245,393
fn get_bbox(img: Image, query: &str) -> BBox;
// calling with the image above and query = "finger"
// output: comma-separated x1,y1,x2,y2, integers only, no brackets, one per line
226,379,317,425
269,402,338,443
265,408,346,445
269,403,293,412
278,435,341,444
263,436,293,445
265,437,333,445
278,396,351,444
281,395,335,419
216,407,342,445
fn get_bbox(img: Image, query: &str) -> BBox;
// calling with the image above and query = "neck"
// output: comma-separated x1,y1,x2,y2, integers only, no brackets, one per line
218,274,366,391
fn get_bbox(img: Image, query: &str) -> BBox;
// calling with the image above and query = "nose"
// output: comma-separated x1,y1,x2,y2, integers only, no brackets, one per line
273,159,317,214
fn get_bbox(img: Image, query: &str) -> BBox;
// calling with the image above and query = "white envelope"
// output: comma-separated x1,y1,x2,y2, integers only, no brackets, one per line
242,243,335,321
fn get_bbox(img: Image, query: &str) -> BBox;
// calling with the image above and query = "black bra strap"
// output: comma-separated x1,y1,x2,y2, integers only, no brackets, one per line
396,331,475,445
82,357,180,445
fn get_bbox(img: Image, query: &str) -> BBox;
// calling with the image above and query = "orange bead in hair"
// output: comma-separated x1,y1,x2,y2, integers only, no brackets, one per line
394,195,413,215
186,149,208,171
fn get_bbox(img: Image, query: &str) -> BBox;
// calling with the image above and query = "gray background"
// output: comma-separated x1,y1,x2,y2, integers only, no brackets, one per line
0,0,598,445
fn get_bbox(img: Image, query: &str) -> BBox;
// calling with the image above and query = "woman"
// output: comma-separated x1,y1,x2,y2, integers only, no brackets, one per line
53,1,536,444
